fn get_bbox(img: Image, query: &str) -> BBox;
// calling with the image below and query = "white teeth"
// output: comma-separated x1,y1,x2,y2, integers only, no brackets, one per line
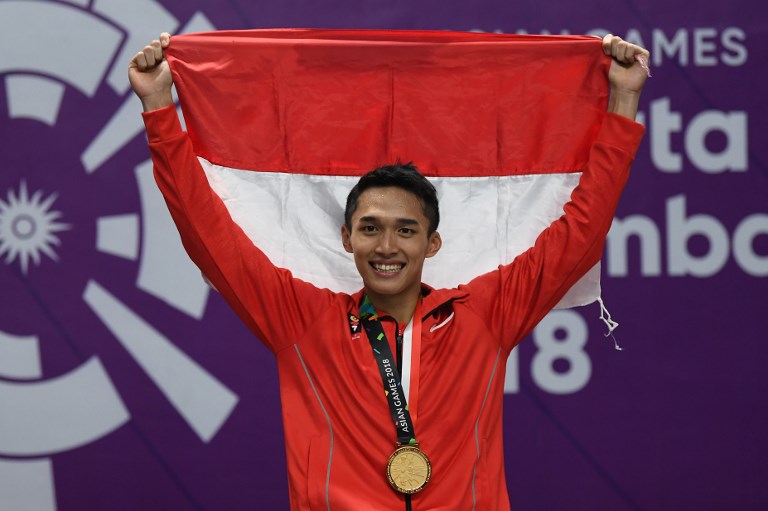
373,263,404,272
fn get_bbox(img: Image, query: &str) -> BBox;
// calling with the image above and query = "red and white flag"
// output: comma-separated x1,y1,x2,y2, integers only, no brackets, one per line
166,29,611,307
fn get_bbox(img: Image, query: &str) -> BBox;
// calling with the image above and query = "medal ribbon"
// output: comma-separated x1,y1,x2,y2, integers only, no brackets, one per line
360,295,422,446
401,306,422,428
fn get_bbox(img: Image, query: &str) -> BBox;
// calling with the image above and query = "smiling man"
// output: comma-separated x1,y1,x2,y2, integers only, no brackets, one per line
341,164,443,324
130,31,649,511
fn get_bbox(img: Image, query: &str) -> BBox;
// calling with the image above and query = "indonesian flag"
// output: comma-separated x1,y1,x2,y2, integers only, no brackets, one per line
165,29,611,307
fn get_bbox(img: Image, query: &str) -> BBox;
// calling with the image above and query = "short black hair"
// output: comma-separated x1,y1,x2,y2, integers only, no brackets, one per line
344,162,440,234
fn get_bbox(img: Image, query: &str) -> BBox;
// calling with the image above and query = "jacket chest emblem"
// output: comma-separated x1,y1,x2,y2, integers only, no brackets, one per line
348,313,361,340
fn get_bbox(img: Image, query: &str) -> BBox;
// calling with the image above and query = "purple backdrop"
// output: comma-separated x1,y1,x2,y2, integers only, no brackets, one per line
0,1,765,510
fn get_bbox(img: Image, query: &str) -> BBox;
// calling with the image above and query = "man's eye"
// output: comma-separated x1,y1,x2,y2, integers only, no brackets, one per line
361,225,377,232
399,228,415,235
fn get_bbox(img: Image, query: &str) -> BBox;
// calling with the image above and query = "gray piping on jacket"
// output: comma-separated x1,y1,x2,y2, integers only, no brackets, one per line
294,344,334,511
471,347,502,511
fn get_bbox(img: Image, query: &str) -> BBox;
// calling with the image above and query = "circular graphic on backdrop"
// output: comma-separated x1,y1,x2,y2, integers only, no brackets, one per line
0,2,236,509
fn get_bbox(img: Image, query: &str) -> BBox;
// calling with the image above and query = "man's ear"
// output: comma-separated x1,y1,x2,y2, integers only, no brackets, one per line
341,224,353,253
426,231,442,258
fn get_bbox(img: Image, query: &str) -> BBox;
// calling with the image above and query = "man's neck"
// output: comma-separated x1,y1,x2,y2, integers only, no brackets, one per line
365,287,421,324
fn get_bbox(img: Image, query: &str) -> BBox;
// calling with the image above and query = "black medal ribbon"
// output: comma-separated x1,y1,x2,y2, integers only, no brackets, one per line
360,297,418,447
360,296,423,510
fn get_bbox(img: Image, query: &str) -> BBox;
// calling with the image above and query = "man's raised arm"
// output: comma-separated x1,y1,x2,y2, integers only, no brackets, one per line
128,34,334,353
462,35,649,351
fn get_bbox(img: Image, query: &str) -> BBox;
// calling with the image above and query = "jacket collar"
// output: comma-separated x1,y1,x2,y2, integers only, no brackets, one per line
351,283,468,319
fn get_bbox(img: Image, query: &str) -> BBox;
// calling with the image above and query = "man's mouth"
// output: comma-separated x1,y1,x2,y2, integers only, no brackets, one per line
371,262,405,273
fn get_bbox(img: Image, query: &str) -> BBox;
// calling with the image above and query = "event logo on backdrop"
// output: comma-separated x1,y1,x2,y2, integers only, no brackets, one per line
0,1,237,509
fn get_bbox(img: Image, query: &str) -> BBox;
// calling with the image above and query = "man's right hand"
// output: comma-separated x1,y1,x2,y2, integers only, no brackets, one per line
128,32,174,112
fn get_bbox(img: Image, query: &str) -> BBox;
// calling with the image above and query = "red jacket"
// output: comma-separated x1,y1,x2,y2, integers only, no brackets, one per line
144,105,644,510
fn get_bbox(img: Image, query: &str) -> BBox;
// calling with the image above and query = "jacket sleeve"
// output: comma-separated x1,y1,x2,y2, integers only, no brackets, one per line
143,106,336,353
460,113,645,353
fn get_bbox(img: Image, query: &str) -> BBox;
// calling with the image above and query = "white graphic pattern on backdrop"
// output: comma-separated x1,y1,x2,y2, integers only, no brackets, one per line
0,2,234,509
0,182,70,274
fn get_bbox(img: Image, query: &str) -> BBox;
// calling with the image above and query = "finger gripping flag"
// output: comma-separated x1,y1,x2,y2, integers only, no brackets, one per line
166,29,611,306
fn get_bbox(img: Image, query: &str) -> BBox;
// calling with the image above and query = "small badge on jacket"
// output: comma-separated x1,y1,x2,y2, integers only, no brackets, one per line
348,313,361,339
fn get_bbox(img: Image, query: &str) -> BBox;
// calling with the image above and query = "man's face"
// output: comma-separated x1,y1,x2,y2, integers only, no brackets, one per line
341,186,441,305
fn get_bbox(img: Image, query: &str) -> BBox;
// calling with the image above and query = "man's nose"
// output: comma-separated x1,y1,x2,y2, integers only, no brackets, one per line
375,230,398,255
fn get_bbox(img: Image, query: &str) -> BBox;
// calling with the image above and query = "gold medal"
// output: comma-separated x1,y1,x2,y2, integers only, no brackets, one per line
386,444,432,494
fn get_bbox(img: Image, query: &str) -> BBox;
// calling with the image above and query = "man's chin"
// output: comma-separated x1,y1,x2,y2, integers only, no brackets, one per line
362,277,406,297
